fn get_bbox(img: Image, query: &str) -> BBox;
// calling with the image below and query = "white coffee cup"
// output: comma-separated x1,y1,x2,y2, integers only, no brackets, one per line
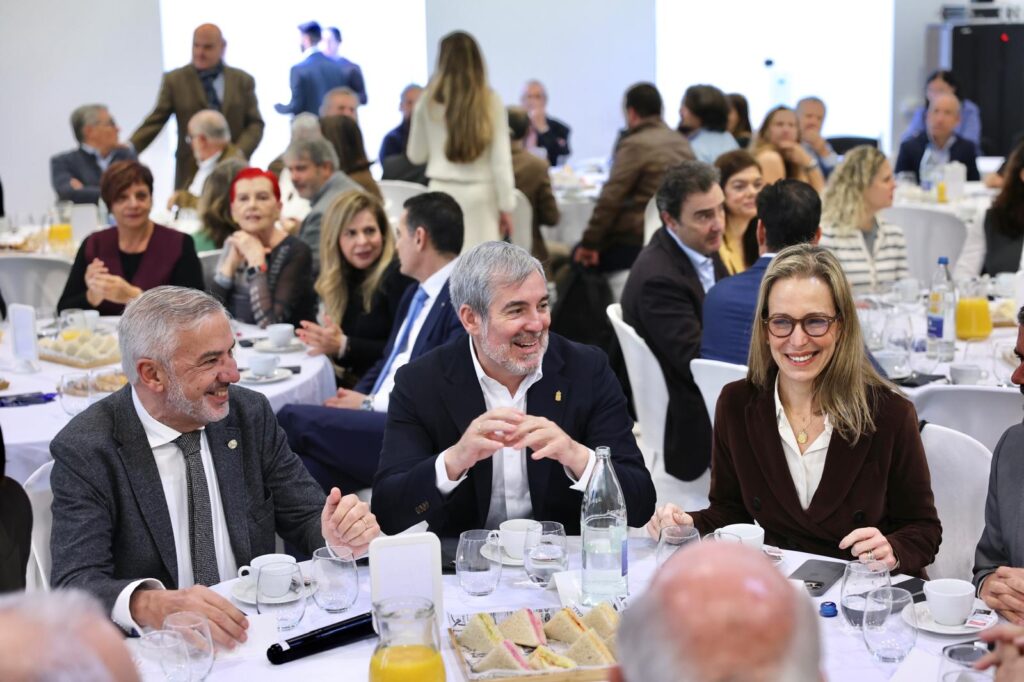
267,323,295,349
949,363,988,385
498,519,541,560
82,310,100,331
238,553,297,596
249,354,280,378
924,578,976,626
718,523,765,550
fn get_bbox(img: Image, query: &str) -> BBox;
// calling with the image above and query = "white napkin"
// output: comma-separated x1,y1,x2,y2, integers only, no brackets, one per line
889,647,941,681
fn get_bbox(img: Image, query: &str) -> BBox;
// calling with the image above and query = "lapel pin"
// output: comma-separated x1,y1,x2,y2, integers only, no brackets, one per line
555,390,562,402
227,439,238,450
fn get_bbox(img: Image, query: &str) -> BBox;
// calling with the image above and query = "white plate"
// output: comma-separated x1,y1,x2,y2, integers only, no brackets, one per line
239,368,293,385
230,580,315,606
901,599,996,635
253,339,305,354
480,542,525,567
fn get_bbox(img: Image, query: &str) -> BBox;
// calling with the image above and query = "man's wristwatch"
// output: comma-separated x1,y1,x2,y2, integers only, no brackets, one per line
361,395,375,411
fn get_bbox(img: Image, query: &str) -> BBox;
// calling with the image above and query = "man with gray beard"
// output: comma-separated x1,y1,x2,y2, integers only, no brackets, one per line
372,241,656,537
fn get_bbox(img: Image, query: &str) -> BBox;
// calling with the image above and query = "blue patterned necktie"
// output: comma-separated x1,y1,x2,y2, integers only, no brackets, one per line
372,286,428,395
173,431,219,587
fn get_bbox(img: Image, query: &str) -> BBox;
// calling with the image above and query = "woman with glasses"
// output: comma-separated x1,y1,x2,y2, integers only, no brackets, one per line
646,244,940,577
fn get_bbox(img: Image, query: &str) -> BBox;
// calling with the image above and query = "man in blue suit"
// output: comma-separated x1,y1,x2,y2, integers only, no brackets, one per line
701,180,821,365
321,26,367,104
278,192,465,493
275,22,357,117
895,92,980,184
50,104,135,204
372,241,656,537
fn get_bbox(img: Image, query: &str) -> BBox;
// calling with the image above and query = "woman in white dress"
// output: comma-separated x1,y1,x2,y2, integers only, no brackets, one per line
407,31,515,250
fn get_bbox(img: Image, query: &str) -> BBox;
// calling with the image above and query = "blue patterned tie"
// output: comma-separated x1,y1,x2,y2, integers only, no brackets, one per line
173,431,220,587
372,286,428,395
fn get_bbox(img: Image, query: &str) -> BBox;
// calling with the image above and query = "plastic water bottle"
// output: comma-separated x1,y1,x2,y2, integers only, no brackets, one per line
581,446,628,605
926,256,956,361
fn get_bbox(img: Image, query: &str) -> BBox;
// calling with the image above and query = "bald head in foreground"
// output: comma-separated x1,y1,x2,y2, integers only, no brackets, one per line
613,542,821,682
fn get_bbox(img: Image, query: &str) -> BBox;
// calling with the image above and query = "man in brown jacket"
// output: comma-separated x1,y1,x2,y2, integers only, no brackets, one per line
575,83,694,283
130,24,264,190
507,107,560,263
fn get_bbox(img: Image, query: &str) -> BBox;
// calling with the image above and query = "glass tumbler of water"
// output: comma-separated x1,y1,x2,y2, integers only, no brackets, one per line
456,529,502,596
312,546,359,613
839,560,891,632
937,642,990,681
135,630,190,682
163,610,215,681
656,525,701,565
861,587,916,664
523,521,568,587
257,562,307,632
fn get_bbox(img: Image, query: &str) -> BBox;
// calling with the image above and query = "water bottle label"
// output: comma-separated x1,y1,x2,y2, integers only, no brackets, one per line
927,315,943,339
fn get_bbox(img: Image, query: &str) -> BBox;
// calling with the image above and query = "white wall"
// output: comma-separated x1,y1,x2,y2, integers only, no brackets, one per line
891,0,946,154
424,0,657,164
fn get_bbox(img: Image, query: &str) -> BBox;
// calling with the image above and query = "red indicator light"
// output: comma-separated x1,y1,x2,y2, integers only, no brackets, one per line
1001,32,1009,42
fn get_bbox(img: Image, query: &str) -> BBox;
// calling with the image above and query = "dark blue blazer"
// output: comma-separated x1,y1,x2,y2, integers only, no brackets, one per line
372,333,656,537
275,52,352,116
894,132,980,183
332,56,367,104
50,146,137,203
355,280,464,394
701,255,770,365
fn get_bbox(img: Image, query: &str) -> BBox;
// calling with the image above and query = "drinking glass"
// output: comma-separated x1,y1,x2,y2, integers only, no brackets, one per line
163,611,215,681
135,630,190,682
256,561,306,632
58,308,86,340
312,546,359,613
839,560,891,632
938,642,990,681
89,367,128,404
58,372,91,416
656,525,701,566
882,312,914,379
523,521,568,588
706,530,741,543
862,587,916,664
993,341,1017,386
456,529,502,596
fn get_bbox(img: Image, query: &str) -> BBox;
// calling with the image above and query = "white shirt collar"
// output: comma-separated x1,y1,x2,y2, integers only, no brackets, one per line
420,258,457,300
772,377,832,431
81,143,113,163
302,45,320,58
198,148,223,171
467,335,544,399
665,227,716,292
131,386,204,450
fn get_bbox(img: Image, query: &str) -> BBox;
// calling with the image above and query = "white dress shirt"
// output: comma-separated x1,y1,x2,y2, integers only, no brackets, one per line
187,148,224,198
81,143,117,173
666,227,717,293
112,388,238,633
774,380,833,510
433,336,597,528
371,259,456,412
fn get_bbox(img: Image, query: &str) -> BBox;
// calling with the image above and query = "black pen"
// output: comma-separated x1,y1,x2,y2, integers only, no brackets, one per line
266,611,376,664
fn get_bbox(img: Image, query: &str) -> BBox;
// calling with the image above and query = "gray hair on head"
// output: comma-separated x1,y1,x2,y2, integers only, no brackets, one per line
320,86,359,116
70,104,108,143
118,286,227,383
449,241,545,319
284,136,339,170
290,112,322,141
189,109,230,142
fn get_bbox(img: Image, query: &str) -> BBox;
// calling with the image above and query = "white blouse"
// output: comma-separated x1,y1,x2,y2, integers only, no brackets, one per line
774,380,833,510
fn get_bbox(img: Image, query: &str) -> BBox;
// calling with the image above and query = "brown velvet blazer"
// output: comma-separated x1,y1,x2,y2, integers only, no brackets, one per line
691,378,942,577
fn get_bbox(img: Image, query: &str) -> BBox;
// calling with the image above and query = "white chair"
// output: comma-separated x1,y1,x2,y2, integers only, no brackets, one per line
643,196,661,244
878,206,968,282
198,249,222,289
0,255,72,315
510,189,533,254
378,180,427,221
690,359,748,428
912,385,1024,453
920,423,991,581
23,461,54,590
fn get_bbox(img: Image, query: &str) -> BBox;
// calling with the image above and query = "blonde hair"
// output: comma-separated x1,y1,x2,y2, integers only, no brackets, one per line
747,244,892,443
426,31,493,163
317,190,395,322
751,106,803,180
821,146,888,235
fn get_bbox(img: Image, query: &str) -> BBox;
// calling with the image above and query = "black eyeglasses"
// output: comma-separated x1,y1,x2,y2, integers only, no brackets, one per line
764,314,839,338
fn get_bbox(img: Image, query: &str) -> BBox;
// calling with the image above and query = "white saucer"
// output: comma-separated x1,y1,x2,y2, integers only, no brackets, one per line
253,339,305,354
239,368,293,385
230,580,314,606
902,599,996,635
480,543,525,567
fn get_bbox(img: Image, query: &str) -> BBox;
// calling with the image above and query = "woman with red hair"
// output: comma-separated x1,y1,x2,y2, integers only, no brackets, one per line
210,168,316,327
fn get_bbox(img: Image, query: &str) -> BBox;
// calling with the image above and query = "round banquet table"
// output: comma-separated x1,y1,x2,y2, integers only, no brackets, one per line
124,537,990,682
0,320,336,484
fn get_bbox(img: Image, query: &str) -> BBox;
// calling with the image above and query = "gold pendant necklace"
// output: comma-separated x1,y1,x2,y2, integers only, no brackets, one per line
795,411,816,445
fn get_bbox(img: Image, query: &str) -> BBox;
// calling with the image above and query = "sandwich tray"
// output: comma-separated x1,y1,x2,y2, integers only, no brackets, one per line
38,350,121,369
447,603,619,681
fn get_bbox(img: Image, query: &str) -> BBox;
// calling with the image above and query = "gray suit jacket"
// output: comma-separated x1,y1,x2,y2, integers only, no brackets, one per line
298,171,362,273
50,146,137,204
974,422,1024,589
50,385,325,613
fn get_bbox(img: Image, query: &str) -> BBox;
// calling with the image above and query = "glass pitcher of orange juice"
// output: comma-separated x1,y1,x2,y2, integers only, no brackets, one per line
956,279,993,341
369,597,445,682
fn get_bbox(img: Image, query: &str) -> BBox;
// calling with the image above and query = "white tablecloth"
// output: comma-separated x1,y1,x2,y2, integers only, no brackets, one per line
127,539,983,681
0,322,336,484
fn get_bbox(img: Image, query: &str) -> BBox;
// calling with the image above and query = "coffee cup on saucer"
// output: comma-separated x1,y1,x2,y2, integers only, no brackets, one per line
498,519,541,560
249,354,280,378
924,578,975,626
267,323,295,349
238,553,296,597
718,523,764,549
949,363,988,385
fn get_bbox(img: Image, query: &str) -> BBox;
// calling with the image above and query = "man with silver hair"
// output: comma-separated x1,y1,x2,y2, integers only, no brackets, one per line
0,590,139,682
50,286,380,647
167,109,247,210
50,104,136,204
372,241,655,536
320,86,360,120
613,542,821,682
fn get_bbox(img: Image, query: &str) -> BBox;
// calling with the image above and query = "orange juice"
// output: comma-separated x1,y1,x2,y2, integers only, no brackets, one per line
369,645,445,682
956,297,993,340
48,223,72,244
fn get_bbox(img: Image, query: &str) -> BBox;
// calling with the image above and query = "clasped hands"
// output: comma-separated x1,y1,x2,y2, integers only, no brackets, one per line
645,504,898,569
443,407,589,482
220,232,267,275
84,258,140,306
